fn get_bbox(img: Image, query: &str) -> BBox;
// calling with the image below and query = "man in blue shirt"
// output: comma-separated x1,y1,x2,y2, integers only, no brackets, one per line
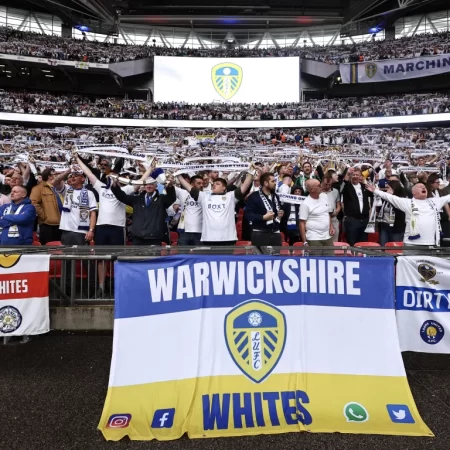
0,186,36,245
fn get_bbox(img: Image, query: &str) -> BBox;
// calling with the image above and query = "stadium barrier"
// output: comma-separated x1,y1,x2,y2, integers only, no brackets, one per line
2,111,450,128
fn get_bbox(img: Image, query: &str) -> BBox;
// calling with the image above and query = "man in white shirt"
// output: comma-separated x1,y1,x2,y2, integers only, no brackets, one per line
299,179,334,247
366,182,450,246
175,174,203,246
277,175,292,196
60,171,98,245
178,171,254,245
321,174,341,242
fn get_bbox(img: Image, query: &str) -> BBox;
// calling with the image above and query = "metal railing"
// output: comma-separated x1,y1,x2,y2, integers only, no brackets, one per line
3,244,450,305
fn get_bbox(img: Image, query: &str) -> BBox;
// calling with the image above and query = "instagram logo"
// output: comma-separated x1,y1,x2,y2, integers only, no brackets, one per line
107,414,132,428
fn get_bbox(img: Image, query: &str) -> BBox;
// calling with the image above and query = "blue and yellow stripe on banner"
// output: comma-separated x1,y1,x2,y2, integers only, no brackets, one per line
350,63,358,84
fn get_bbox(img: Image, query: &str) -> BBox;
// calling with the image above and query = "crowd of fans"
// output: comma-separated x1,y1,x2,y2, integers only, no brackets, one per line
0,124,449,274
1,90,450,120
0,25,449,64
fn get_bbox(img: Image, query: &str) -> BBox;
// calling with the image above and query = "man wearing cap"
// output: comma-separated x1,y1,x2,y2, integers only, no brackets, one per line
110,174,176,245
59,171,98,245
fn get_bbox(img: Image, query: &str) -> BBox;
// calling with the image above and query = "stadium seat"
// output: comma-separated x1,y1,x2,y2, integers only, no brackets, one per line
45,241,62,246
367,232,380,243
293,242,304,247
32,241,42,246
354,242,381,247
170,231,178,244
280,232,286,243
385,241,404,255
334,241,350,256
236,241,252,246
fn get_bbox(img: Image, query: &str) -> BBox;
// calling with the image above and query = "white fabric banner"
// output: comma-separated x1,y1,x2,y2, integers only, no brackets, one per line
0,254,50,336
340,54,450,83
396,256,450,353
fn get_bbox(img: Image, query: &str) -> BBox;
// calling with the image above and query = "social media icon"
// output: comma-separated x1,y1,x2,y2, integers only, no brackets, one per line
343,402,369,422
386,404,415,424
107,414,132,428
151,408,175,429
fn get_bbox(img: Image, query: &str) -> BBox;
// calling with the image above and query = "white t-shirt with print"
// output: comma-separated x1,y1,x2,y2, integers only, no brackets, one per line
324,188,340,213
176,186,202,233
60,188,98,234
94,180,134,227
299,193,331,241
198,190,238,242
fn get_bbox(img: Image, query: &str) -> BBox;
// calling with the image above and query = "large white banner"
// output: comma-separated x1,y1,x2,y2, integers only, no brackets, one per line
340,54,450,83
154,56,300,103
396,256,450,353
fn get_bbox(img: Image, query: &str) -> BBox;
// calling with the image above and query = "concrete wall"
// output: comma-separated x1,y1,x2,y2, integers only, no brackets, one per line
301,59,338,79
51,306,114,331
109,58,153,78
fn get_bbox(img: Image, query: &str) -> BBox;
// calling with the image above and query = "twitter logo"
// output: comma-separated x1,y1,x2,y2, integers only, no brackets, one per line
386,405,415,424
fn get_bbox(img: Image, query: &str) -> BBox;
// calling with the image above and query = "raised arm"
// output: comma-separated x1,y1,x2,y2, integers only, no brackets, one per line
177,174,192,192
366,184,410,212
75,154,99,186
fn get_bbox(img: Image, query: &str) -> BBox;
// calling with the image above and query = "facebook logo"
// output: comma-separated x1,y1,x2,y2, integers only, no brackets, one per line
386,404,415,424
151,408,175,428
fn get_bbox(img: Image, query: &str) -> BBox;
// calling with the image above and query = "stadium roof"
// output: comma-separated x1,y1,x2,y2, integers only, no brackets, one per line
3,0,450,35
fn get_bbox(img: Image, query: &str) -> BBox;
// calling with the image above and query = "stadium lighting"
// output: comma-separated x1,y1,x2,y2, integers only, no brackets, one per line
77,25,90,32
41,69,51,73
45,74,54,78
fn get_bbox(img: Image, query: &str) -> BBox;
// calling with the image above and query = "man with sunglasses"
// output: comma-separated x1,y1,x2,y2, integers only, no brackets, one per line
59,171,97,245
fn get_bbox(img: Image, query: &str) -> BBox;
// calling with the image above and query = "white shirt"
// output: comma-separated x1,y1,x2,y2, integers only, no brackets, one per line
60,188,98,233
94,179,134,227
323,188,340,213
299,193,331,241
376,190,450,245
352,183,364,213
197,190,238,242
176,186,202,233
277,183,291,196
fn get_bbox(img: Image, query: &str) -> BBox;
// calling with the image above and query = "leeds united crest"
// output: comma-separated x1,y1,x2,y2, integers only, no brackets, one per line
212,63,243,100
224,300,286,383
365,63,377,79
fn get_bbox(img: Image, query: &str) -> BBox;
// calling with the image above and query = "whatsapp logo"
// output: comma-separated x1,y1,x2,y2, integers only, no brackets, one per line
343,402,369,422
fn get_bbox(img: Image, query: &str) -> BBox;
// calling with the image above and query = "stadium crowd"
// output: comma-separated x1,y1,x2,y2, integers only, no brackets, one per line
1,90,450,120
0,123,449,280
0,25,449,64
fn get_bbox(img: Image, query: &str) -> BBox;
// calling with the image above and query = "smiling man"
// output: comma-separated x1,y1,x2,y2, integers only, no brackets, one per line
366,182,450,246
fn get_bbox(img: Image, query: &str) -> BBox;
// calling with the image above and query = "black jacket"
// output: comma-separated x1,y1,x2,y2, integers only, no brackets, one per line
244,190,282,232
111,184,176,240
341,181,372,219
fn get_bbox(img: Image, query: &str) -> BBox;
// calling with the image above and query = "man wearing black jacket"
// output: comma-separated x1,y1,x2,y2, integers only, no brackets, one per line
341,167,373,246
110,175,176,245
245,172,284,246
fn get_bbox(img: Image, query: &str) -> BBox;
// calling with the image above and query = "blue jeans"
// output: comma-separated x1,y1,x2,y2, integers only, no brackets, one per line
379,224,404,246
344,217,369,246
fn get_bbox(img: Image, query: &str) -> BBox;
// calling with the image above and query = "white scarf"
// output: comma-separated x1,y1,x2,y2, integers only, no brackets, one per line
1,204,25,237
278,193,306,205
259,189,281,225
287,205,298,230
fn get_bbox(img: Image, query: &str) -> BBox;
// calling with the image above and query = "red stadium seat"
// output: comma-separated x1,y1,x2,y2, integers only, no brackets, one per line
280,249,291,256
293,242,304,247
280,232,286,243
367,232,380,243
282,242,289,247
355,242,381,247
236,241,252,246
385,241,404,255
45,241,62,246
334,241,350,256
170,231,178,244
32,241,42,246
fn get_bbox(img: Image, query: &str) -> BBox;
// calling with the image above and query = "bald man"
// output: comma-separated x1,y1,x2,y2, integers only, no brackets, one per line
0,185,36,245
299,179,334,248
366,182,450,246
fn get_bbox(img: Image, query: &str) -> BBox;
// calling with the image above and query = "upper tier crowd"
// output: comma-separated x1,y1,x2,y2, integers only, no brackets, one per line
0,26,449,64
1,90,449,120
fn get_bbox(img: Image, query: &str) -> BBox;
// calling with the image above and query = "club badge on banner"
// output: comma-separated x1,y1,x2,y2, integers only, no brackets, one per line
396,256,450,353
99,255,431,440
340,54,450,84
0,254,50,336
